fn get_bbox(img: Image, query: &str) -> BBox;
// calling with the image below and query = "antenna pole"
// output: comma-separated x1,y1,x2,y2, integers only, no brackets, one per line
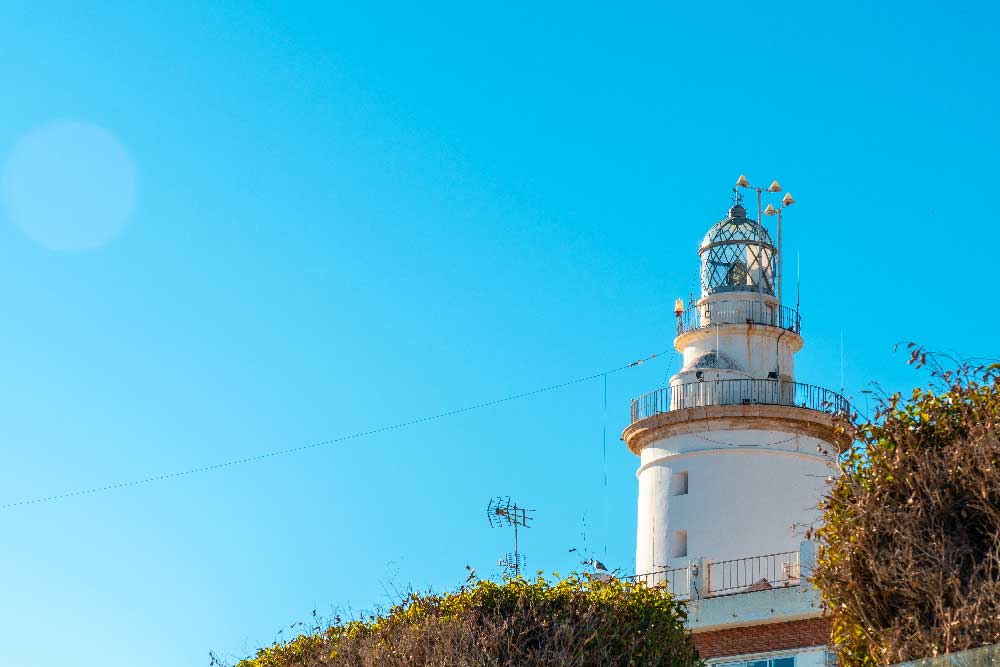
513,517,520,576
777,208,783,306
840,331,845,395
796,252,801,312
756,187,763,233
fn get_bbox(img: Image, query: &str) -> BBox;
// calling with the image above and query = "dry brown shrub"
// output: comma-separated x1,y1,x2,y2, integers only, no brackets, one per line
811,348,1000,667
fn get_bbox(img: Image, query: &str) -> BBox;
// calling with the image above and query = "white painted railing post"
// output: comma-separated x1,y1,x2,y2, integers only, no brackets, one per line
690,557,711,599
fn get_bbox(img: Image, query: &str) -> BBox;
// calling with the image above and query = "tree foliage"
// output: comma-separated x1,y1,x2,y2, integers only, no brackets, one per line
812,347,1000,666
227,573,700,667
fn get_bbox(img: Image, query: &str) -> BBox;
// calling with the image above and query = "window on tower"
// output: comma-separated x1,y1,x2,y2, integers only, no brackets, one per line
671,530,687,558
671,471,689,496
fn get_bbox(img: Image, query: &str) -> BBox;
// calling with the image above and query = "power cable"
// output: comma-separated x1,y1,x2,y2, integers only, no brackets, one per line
694,432,800,448
0,349,666,511
601,373,608,558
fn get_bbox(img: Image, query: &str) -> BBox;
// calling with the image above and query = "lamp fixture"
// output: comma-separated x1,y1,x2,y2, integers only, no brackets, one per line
733,174,795,306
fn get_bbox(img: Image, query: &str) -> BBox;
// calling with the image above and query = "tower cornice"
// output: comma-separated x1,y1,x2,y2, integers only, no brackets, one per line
674,323,804,354
622,403,853,456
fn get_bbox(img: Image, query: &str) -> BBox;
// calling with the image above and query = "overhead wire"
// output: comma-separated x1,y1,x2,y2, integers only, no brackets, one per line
694,432,800,448
0,349,667,511
601,373,608,559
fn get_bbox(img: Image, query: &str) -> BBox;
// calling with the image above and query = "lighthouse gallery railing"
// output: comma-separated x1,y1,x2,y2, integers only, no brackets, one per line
630,379,850,423
676,300,801,335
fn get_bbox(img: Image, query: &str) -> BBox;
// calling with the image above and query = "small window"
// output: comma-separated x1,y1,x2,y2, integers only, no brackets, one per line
671,530,687,558
671,471,689,496
710,655,796,667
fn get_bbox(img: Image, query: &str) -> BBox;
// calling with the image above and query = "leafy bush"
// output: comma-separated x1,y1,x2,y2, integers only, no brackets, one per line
812,348,1000,666
229,573,701,667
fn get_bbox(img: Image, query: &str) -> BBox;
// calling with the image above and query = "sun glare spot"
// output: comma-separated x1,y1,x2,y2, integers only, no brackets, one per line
2,121,137,251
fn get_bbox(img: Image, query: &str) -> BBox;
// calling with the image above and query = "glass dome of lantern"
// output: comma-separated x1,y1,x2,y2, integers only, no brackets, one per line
699,200,776,297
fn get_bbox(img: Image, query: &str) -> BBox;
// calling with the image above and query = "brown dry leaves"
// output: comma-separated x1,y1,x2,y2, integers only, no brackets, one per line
812,350,1000,666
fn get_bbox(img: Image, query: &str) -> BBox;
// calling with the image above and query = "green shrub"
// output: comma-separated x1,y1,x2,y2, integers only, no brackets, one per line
231,573,701,667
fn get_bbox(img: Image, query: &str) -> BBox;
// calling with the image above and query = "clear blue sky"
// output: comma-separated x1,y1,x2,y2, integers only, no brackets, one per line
0,2,996,665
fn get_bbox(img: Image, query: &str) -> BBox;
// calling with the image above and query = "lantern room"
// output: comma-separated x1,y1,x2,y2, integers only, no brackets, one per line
699,203,775,297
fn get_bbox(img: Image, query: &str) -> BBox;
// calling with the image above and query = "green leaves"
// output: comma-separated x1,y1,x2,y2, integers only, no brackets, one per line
234,573,701,667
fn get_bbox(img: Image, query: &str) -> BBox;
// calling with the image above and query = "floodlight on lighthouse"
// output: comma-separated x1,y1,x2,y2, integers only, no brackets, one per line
768,180,782,192
764,203,777,216
782,193,795,206
674,298,684,316
735,174,750,188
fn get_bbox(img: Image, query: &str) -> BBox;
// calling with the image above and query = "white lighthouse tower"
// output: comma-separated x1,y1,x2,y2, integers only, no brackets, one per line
623,180,850,666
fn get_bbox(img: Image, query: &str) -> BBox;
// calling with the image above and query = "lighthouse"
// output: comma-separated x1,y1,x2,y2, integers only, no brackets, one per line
623,179,850,666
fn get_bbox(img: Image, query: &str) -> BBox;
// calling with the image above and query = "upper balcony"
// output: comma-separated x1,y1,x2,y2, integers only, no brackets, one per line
623,548,803,601
676,299,801,336
630,378,850,424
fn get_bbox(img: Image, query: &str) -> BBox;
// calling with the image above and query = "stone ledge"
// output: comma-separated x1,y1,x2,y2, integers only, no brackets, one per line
622,404,852,455
687,584,824,634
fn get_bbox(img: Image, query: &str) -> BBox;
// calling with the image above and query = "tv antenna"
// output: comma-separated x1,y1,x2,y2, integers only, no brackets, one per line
498,553,526,575
487,496,534,577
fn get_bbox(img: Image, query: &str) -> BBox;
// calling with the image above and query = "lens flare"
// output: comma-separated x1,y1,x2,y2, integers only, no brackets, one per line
2,121,136,251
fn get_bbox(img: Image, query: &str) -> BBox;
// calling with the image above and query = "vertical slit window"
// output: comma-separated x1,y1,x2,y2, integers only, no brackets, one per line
671,530,688,558
671,471,689,496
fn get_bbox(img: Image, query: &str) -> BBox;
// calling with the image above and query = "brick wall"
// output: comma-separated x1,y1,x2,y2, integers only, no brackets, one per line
692,617,832,659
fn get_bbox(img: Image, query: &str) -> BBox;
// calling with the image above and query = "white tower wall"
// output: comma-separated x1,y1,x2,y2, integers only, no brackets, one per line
635,428,834,574
676,327,800,383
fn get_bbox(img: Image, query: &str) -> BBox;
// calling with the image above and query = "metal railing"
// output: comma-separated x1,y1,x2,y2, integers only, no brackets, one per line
708,551,800,596
630,379,850,422
677,300,800,335
625,551,803,599
622,565,690,600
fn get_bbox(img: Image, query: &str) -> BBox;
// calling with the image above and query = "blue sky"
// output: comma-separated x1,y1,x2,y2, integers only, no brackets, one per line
0,2,997,665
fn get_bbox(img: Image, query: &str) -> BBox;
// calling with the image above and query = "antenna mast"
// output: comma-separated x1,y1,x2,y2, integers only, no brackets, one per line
487,496,535,577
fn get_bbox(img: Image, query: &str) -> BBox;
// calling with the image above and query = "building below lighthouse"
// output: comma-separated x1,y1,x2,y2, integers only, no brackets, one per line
622,184,851,667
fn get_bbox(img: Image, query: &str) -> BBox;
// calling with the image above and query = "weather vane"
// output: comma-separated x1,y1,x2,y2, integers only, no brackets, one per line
487,496,535,577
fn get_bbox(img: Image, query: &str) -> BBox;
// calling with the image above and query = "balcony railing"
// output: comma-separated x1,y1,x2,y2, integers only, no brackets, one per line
630,379,850,423
625,549,805,599
677,300,801,336
708,551,800,596
622,565,690,600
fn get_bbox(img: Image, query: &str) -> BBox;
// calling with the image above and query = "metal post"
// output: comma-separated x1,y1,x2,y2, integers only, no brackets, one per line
756,187,763,232
776,208,782,305
756,187,764,295
513,518,519,576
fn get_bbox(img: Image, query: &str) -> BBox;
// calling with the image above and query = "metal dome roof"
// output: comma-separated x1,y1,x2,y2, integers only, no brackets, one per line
700,205,774,250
